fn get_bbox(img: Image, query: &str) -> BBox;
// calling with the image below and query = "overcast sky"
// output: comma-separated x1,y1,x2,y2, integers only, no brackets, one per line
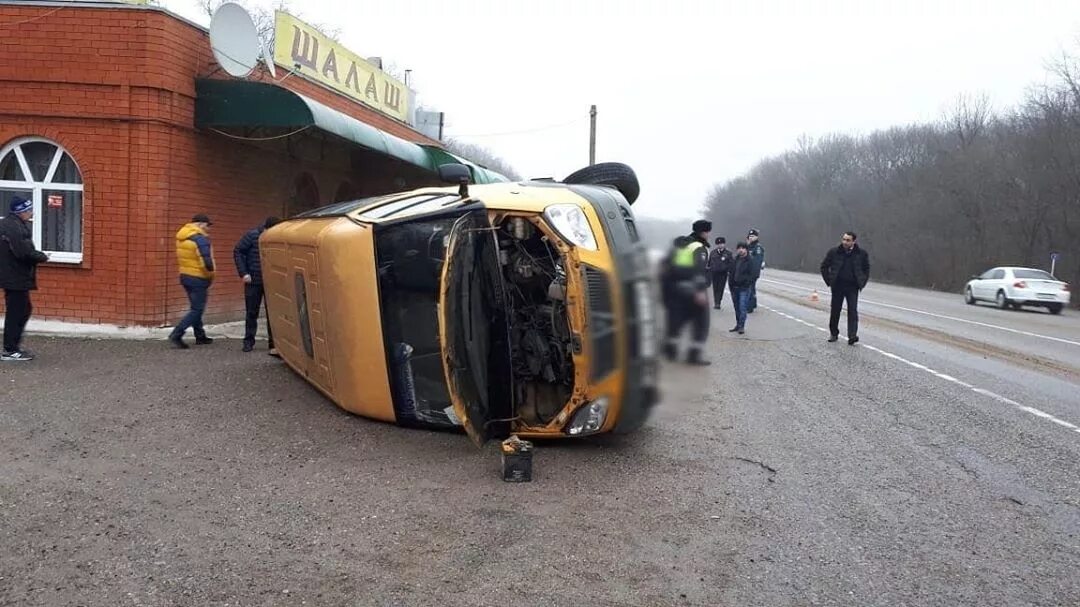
162,0,1080,220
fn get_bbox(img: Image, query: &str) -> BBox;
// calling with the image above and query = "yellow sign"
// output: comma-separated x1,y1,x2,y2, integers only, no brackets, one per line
273,11,411,123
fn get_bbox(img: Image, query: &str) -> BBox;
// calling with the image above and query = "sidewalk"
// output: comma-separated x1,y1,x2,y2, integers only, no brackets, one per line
1,317,269,341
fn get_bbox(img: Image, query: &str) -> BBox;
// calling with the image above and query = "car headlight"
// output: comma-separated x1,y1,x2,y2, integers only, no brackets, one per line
544,204,598,251
565,397,609,436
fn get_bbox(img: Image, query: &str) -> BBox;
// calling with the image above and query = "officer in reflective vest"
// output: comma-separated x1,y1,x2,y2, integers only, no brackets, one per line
663,219,713,366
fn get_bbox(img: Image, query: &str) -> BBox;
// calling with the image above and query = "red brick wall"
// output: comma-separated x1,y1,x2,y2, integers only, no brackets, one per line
0,3,445,327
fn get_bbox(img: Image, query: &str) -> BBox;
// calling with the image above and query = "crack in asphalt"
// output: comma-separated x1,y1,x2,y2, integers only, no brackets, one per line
732,457,778,474
956,459,981,480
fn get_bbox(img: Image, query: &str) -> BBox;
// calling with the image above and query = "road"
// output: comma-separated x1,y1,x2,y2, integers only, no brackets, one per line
1,275,1079,606
760,269,1080,376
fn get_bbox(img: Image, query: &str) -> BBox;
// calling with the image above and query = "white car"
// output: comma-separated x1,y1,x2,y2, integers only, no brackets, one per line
964,267,1070,314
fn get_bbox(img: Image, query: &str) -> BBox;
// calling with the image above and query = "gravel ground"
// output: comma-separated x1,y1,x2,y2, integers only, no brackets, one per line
1,296,1078,606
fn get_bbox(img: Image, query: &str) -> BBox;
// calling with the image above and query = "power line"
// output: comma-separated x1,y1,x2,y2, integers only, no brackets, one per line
449,116,589,139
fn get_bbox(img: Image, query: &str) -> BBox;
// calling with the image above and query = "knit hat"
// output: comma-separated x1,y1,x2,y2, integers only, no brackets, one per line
191,213,213,225
692,220,712,233
9,196,32,215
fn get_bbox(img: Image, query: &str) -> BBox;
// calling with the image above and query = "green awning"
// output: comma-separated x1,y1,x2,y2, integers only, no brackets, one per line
422,145,511,185
195,79,433,171
195,79,511,183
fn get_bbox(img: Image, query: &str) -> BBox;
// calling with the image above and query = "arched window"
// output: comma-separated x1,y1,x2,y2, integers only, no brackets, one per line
334,180,357,203
0,137,84,263
288,172,320,217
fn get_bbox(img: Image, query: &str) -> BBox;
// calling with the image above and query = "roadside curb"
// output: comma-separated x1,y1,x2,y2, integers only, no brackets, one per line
3,319,265,342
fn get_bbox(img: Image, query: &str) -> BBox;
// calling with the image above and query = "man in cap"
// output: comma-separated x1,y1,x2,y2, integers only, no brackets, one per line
168,213,216,349
662,219,713,365
0,197,49,361
746,228,765,312
234,216,281,355
707,236,733,310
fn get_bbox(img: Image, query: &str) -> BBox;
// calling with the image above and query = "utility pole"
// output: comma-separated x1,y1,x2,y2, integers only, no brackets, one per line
589,104,597,166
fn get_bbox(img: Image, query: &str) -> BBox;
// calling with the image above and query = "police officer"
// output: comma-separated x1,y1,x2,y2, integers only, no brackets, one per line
662,220,712,366
707,237,733,310
746,228,765,313
660,235,690,321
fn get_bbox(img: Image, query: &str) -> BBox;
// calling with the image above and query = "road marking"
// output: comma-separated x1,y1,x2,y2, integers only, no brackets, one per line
761,278,1080,348
760,303,1080,435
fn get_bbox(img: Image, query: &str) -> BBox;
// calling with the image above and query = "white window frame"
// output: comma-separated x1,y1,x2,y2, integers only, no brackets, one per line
0,136,84,264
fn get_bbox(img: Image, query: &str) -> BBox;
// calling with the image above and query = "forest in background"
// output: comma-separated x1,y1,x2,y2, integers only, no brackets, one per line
697,50,1080,297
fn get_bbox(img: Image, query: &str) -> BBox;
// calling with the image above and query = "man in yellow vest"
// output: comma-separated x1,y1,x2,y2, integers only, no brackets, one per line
168,213,216,349
662,219,712,365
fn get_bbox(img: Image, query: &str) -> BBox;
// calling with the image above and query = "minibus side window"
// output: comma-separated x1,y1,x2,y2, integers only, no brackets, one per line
294,272,314,359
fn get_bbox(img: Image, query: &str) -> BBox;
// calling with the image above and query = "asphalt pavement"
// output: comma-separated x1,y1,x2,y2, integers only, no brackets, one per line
759,269,1080,374
1,278,1079,606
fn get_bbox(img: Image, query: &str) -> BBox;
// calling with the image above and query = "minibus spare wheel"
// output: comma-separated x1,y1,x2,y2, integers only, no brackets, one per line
562,162,640,205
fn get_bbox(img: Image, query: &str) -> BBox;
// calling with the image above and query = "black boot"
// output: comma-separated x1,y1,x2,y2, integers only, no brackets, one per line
686,348,711,366
662,342,677,361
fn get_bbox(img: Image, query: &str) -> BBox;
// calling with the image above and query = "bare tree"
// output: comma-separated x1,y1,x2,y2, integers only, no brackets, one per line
947,93,992,149
443,138,522,181
201,0,340,47
702,46,1080,302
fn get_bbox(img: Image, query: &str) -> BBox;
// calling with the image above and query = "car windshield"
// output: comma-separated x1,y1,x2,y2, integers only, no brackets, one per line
1013,269,1056,280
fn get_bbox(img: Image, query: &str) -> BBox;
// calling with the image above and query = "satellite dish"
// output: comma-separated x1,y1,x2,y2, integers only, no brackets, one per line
262,43,277,78
208,2,260,78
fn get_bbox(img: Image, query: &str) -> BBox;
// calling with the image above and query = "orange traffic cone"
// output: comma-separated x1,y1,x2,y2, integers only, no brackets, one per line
809,290,819,302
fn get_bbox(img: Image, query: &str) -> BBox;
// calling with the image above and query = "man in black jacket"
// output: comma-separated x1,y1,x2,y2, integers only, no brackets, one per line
707,237,733,310
820,231,870,345
728,242,760,335
233,216,281,354
0,197,49,361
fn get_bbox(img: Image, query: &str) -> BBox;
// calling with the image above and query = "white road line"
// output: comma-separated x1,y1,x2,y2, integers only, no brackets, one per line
760,303,1080,435
760,278,1080,348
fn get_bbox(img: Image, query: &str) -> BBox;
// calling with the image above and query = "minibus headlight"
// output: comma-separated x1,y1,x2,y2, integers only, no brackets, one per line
566,398,609,436
544,204,598,251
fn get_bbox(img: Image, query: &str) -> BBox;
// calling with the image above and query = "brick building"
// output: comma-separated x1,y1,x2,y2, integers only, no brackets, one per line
0,0,501,328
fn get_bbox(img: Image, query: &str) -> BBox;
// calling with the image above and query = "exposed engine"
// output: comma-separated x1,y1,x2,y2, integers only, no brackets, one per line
496,216,575,425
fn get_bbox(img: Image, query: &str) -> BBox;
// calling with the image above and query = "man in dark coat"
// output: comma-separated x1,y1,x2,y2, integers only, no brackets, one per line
707,236,733,310
662,219,713,365
234,216,281,354
728,242,760,335
0,197,49,361
820,231,870,345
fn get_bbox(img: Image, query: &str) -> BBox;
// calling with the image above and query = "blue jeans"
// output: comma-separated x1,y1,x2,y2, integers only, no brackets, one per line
731,288,750,329
171,277,209,339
